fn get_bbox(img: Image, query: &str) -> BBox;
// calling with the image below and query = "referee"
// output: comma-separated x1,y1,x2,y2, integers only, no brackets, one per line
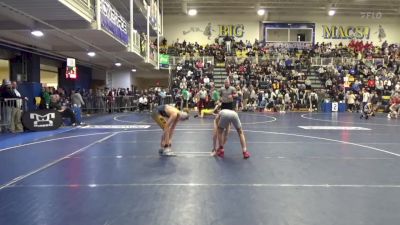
219,79,237,110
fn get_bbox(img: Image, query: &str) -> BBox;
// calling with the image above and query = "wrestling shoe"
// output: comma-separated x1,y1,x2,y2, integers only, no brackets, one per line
159,144,172,155
161,148,177,156
243,151,251,159
215,147,224,158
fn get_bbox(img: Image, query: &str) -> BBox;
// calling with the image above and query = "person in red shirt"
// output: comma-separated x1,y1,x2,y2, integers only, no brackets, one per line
349,39,356,49
388,92,400,119
368,79,376,89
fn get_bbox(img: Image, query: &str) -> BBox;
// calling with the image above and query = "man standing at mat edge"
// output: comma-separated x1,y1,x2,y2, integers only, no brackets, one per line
152,105,189,156
219,79,237,110
212,109,250,159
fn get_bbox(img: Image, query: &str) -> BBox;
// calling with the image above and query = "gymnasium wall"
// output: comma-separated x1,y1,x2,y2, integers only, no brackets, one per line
163,14,400,45
133,77,169,89
163,15,262,45
276,14,400,45
108,70,133,89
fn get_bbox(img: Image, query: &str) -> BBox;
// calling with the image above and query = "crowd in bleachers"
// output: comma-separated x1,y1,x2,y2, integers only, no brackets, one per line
1,38,399,133
161,37,398,60
167,37,399,115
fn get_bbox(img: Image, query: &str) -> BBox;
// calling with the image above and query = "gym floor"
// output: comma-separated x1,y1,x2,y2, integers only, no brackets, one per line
1,112,400,225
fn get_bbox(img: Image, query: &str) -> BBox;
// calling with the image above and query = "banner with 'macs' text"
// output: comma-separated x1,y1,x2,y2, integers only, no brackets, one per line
322,25,371,40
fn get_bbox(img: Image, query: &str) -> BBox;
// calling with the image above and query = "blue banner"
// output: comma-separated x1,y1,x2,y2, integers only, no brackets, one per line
100,0,129,45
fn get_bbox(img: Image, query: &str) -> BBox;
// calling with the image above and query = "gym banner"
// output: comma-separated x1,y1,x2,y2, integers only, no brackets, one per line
22,110,63,131
218,24,244,38
182,23,245,39
99,0,129,45
322,25,370,40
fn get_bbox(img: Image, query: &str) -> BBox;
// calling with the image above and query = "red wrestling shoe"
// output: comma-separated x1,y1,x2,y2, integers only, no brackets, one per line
216,147,224,158
243,151,250,159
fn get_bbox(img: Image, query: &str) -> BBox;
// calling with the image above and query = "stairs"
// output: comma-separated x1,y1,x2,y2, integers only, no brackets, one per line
213,66,227,88
305,68,323,89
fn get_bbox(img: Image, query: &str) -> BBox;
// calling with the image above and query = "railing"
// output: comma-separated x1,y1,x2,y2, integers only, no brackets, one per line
131,30,141,54
149,44,158,66
60,0,95,21
77,0,95,9
223,56,386,67
169,56,214,66
140,37,147,58
1,98,28,132
310,57,385,66
225,56,258,65
81,95,174,114
265,42,313,49
82,96,137,113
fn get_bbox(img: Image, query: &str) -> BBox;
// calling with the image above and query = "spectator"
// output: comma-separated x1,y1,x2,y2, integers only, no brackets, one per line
305,77,312,90
159,89,166,105
361,88,370,110
71,89,85,125
1,81,22,132
138,95,148,111
309,90,318,112
197,86,207,115
10,82,25,132
346,91,356,112
49,93,78,126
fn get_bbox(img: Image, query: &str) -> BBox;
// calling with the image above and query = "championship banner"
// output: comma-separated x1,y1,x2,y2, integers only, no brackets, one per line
265,42,313,49
99,0,129,45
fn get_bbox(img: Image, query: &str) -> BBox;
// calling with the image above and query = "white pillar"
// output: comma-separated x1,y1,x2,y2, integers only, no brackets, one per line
129,0,134,52
157,0,160,69
147,8,150,63
96,0,101,30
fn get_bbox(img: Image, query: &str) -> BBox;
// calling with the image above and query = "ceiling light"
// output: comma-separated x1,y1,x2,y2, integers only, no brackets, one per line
31,30,44,37
115,62,122,67
188,9,197,16
328,9,336,16
257,9,265,16
131,69,137,72
87,52,96,57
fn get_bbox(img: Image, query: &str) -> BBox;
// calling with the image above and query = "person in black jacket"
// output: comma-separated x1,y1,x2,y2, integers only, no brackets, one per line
49,93,78,126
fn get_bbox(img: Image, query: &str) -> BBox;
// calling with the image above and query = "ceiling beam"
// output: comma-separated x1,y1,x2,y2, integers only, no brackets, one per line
163,9,400,16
